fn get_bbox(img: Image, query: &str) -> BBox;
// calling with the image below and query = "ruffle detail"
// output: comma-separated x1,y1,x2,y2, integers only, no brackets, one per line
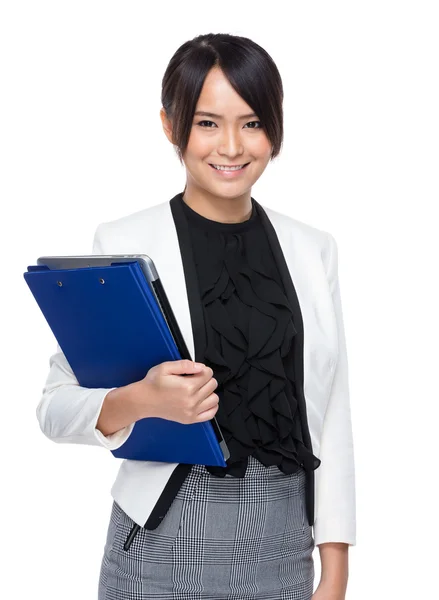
181,198,321,477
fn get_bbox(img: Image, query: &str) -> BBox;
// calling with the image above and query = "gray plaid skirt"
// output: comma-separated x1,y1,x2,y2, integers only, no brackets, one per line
98,455,315,599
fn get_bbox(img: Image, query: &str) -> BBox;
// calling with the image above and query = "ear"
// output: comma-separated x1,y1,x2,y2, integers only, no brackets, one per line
160,108,174,145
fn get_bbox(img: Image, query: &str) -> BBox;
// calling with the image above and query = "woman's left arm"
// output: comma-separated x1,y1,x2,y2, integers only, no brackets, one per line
312,232,356,599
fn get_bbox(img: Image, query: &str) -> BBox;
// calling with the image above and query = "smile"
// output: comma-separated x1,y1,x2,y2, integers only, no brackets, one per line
209,162,250,176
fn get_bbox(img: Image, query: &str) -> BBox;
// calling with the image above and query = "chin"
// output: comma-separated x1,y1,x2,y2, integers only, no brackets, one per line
209,186,248,198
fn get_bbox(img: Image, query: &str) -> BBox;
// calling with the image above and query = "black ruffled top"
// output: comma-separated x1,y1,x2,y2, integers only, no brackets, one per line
179,194,321,478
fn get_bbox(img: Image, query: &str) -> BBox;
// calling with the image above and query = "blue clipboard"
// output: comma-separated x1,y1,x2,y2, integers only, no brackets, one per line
23,255,229,466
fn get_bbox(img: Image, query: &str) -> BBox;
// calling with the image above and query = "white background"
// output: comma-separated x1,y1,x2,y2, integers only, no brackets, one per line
1,1,438,598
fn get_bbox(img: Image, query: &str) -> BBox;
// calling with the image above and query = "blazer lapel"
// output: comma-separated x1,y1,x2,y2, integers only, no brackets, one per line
169,194,207,364
143,196,197,362
256,202,315,526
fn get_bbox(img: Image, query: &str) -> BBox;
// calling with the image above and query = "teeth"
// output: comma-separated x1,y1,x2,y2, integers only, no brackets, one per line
212,164,246,171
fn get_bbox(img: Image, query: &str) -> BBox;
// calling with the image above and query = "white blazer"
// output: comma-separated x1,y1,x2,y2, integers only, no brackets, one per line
36,195,356,547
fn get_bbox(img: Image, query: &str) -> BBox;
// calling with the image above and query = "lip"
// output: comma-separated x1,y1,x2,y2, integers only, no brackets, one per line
208,162,250,177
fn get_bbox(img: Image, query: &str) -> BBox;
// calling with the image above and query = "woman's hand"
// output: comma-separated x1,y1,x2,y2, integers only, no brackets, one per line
136,359,220,424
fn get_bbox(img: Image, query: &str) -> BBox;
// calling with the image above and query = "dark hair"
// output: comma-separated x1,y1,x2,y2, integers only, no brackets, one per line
161,33,284,164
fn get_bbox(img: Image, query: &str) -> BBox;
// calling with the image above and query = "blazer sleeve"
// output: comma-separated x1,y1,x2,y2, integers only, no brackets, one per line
35,224,135,449
313,232,356,546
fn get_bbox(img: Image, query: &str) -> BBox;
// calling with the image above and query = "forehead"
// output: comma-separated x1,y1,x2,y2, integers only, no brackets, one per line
196,67,254,115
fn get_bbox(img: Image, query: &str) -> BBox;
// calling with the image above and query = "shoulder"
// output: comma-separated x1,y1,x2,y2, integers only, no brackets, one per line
261,203,330,239
259,202,336,269
93,201,170,240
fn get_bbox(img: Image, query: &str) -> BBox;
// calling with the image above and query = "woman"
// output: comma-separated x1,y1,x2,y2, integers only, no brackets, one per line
38,33,356,599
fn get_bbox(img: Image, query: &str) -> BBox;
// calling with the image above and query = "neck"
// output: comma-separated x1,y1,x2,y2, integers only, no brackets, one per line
182,185,253,224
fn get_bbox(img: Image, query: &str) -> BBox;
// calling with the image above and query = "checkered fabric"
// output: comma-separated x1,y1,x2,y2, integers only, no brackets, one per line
98,455,315,599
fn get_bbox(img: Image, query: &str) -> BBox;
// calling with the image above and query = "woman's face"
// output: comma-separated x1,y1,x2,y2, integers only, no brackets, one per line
162,67,273,201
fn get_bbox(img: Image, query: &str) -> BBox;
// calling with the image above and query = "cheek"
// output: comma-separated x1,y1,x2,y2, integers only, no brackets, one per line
186,130,213,157
250,134,272,158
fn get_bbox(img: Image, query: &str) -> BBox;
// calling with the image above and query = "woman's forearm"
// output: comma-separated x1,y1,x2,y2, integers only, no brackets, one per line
317,542,349,593
96,381,146,437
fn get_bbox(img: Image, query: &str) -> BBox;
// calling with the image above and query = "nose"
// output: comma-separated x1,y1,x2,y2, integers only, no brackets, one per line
217,127,244,158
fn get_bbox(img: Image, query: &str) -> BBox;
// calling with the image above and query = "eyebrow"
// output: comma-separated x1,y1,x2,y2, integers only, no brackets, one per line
194,111,258,119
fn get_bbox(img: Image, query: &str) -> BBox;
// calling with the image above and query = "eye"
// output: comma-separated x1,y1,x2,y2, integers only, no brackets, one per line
197,120,217,128
244,121,262,129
